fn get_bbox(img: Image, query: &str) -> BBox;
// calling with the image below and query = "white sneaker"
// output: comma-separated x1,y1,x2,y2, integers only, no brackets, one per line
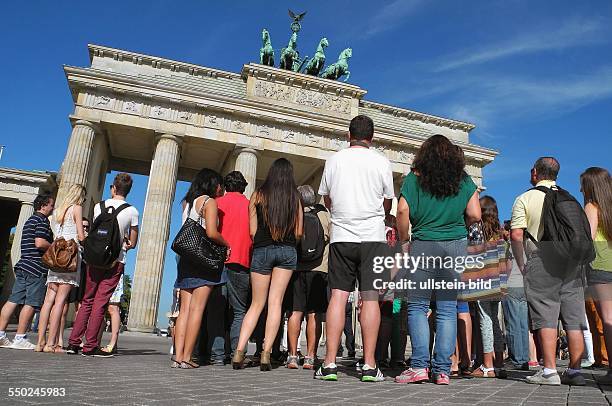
0,336,12,348
9,338,36,350
526,369,561,385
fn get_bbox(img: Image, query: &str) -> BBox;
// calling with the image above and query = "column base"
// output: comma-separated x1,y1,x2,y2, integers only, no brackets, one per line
126,324,157,334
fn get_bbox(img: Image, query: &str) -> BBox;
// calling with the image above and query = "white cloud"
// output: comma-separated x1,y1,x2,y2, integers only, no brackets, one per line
364,0,426,38
441,66,612,131
435,18,607,72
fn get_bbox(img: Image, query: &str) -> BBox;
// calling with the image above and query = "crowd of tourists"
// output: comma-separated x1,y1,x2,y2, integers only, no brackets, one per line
0,173,138,356
0,114,610,388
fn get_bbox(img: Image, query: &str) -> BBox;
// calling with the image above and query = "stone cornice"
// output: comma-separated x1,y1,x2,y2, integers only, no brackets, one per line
87,44,240,80
0,167,56,185
371,125,498,163
85,45,475,134
64,65,352,131
241,63,367,99
362,100,476,132
65,66,497,166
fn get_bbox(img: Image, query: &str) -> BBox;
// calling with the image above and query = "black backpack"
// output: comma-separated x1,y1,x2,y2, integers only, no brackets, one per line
297,204,327,265
528,185,595,265
82,201,131,269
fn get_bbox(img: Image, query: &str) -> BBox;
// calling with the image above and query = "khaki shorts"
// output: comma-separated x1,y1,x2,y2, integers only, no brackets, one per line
524,254,586,331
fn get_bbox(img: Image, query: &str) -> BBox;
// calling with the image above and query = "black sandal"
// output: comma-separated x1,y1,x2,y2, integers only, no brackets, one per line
179,360,200,369
170,357,179,368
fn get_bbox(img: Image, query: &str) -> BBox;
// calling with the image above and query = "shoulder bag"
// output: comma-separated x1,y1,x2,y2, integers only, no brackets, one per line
171,197,227,274
42,212,79,273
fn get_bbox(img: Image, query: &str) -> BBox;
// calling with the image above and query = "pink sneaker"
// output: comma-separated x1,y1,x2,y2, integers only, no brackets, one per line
435,373,450,385
395,368,430,384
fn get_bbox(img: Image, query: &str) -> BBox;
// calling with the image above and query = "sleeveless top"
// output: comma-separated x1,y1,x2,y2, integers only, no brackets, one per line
48,205,81,286
56,205,79,241
592,227,612,272
182,196,210,228
176,195,226,285
253,204,297,249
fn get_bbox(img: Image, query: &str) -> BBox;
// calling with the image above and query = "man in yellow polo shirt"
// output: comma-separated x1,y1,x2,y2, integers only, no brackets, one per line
510,157,586,386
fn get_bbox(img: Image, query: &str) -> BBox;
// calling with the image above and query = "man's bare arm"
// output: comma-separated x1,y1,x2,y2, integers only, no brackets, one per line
35,238,51,251
126,226,139,251
510,228,526,273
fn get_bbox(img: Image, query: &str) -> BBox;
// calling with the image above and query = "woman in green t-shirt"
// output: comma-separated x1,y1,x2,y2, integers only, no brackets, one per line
395,134,481,385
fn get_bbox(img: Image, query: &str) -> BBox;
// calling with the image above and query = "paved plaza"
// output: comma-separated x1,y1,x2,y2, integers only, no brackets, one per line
0,330,611,405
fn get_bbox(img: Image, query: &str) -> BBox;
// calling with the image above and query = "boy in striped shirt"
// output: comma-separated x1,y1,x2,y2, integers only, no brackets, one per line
0,194,54,350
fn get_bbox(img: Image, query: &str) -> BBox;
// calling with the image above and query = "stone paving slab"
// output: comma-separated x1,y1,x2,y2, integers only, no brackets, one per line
1,331,611,405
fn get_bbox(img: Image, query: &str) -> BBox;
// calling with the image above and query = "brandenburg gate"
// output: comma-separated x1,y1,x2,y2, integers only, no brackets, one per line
56,44,496,332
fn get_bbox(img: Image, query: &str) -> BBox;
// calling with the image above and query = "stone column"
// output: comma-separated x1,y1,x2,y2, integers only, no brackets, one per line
0,221,11,272
0,201,34,304
128,134,182,333
0,221,13,306
56,120,99,206
234,148,258,199
10,201,34,267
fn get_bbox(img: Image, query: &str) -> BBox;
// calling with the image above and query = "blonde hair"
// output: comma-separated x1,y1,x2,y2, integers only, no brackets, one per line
55,184,86,225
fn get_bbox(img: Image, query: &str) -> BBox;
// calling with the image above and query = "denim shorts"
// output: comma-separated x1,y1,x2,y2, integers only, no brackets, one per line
174,256,228,289
251,245,297,275
588,269,612,285
456,300,469,314
8,269,47,309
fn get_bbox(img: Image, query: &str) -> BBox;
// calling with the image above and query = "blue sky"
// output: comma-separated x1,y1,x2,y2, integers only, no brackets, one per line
1,1,611,326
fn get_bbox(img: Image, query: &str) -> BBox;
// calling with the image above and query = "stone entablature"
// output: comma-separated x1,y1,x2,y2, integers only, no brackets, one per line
0,168,57,272
66,48,497,182
243,63,364,120
71,45,496,171
0,168,57,203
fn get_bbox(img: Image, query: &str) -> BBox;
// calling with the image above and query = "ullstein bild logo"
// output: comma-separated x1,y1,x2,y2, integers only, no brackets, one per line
372,278,492,291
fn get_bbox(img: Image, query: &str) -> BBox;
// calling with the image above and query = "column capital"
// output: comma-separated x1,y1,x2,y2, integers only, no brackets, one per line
154,133,184,147
233,146,260,158
70,119,102,134
19,200,34,207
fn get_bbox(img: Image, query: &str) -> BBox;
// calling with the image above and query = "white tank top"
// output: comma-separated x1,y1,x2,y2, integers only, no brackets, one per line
182,195,210,229
56,205,79,241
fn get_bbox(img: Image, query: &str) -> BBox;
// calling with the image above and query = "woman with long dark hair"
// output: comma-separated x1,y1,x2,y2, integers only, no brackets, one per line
232,158,303,371
582,167,612,383
172,168,230,369
470,196,509,378
395,134,481,385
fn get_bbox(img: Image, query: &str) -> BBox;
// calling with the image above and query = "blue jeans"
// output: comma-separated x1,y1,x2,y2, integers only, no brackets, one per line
502,287,530,366
407,239,467,375
477,300,504,354
226,265,250,353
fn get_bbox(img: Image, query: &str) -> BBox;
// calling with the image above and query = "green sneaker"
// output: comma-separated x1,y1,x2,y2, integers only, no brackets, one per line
314,364,338,381
361,365,385,382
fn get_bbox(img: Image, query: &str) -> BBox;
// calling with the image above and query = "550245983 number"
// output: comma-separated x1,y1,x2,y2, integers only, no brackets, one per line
8,387,66,397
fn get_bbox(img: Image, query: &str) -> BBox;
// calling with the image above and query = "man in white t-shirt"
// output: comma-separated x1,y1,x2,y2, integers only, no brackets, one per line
315,115,395,383
67,173,139,357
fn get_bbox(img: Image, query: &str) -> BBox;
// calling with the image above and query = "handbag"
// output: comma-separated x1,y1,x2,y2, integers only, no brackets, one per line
171,196,227,273
42,219,79,273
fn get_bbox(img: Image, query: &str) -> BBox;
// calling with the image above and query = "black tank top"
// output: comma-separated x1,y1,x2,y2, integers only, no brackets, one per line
253,204,296,249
